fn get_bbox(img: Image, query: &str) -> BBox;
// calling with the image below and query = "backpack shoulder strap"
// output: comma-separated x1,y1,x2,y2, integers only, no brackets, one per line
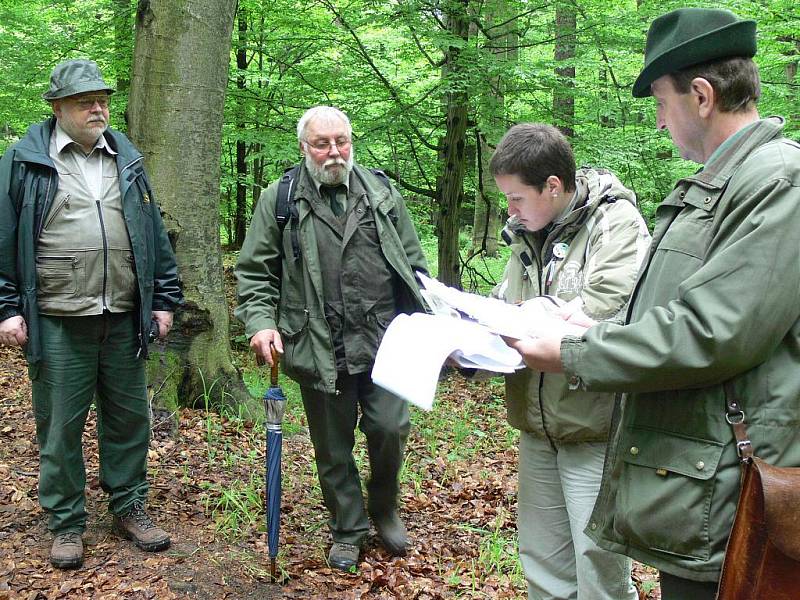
275,164,301,260
276,164,300,233
369,168,391,190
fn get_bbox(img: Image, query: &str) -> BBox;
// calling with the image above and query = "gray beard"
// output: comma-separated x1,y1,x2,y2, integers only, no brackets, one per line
305,150,354,186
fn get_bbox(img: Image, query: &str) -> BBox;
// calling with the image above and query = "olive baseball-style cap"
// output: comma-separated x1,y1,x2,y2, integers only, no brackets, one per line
632,8,757,98
42,59,115,101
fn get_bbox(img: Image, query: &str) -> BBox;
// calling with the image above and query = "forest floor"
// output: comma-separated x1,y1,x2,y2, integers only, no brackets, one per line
0,342,661,600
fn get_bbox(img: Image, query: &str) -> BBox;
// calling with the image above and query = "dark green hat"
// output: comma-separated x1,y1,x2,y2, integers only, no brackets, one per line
42,59,115,101
632,8,756,98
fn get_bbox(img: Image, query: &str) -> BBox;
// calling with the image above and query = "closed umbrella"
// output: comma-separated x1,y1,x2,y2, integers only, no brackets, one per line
263,346,287,581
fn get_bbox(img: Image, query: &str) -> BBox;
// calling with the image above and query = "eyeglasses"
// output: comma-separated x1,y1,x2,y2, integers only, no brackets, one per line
73,96,110,110
305,137,352,152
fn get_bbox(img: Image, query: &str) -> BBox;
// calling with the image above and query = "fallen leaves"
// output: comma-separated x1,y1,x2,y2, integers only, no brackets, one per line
0,339,661,599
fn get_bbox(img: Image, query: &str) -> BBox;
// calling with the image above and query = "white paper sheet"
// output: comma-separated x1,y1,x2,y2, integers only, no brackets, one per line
371,313,523,411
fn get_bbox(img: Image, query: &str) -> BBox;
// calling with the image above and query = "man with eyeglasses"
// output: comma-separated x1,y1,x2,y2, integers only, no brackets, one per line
0,59,182,569
236,105,428,571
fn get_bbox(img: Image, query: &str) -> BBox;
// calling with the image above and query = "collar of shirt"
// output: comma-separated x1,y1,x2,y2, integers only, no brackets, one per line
53,121,117,157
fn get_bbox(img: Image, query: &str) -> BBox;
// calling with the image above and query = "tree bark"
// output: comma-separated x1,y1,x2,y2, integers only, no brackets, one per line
436,0,471,288
233,8,249,249
473,130,501,256
553,0,576,138
128,0,256,416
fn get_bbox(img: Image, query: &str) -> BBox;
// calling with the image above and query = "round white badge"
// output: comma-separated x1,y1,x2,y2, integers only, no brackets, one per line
553,242,569,259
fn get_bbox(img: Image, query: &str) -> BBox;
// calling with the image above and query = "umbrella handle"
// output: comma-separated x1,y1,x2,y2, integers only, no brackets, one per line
270,345,279,387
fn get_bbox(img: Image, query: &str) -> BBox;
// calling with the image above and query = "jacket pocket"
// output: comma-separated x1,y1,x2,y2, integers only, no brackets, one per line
277,307,315,380
613,427,724,560
107,252,137,310
36,255,80,296
43,193,71,231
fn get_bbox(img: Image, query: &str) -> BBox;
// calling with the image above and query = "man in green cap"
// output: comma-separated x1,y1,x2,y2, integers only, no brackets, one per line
0,59,183,569
502,8,800,599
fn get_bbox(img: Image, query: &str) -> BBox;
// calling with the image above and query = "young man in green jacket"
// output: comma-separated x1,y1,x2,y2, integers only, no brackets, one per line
0,60,182,569
235,106,427,571
506,9,800,599
490,123,649,600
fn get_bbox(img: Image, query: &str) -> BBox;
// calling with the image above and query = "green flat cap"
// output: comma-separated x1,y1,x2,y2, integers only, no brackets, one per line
632,8,756,98
42,59,115,101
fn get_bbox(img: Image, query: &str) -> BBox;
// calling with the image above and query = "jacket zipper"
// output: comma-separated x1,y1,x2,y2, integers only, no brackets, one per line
35,172,56,241
42,194,71,230
36,255,77,266
527,236,555,445
120,156,150,357
95,200,109,311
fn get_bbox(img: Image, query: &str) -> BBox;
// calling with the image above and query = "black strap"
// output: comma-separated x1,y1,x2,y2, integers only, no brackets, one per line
724,381,753,462
275,165,300,261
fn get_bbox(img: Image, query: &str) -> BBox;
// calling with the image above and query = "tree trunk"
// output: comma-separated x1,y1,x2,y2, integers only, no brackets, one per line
436,0,471,288
472,0,516,256
233,8,249,249
473,130,501,255
553,0,576,138
128,0,256,416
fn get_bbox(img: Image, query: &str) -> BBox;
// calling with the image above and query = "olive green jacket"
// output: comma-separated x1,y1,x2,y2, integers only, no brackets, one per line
235,163,427,393
563,118,800,580
496,167,649,442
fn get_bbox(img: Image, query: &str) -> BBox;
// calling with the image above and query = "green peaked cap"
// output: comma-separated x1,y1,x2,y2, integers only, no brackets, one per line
632,8,756,98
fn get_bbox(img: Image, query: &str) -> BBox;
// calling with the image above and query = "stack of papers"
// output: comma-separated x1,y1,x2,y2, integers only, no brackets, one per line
371,312,522,410
371,274,589,410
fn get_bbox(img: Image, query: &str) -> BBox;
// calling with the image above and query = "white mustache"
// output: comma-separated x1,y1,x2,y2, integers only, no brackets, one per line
324,158,346,167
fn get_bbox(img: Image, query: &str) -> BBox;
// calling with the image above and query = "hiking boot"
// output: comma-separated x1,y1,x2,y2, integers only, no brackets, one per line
373,512,408,556
112,501,171,552
328,542,360,571
50,531,84,569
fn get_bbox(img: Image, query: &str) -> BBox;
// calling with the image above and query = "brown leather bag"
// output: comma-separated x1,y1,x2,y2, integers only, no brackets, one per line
716,458,800,599
717,384,800,600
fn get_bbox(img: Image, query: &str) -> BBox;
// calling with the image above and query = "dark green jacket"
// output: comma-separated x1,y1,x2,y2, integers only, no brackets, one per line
0,117,183,363
562,117,800,580
235,163,427,393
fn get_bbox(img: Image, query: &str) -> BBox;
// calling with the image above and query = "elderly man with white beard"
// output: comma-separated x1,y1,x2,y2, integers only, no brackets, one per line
235,106,428,571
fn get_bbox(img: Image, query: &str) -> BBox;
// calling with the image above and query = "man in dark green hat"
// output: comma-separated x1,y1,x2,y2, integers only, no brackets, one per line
0,59,183,569
501,8,800,599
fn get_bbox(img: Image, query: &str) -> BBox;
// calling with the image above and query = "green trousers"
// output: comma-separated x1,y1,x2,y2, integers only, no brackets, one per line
30,312,150,534
301,372,410,545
